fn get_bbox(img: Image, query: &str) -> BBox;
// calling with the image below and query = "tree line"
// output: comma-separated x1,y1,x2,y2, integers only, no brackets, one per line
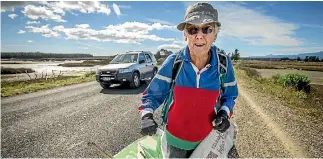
1,52,93,59
297,56,322,62
154,48,241,61
216,48,240,61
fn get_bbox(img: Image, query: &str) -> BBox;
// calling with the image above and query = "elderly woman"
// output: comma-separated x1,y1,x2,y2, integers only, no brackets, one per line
138,2,238,158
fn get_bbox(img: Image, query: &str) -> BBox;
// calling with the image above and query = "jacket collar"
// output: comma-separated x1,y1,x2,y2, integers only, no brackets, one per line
180,45,218,66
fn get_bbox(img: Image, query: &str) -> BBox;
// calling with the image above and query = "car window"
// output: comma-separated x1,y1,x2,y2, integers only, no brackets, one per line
149,53,157,62
139,53,146,63
110,54,138,64
145,54,152,63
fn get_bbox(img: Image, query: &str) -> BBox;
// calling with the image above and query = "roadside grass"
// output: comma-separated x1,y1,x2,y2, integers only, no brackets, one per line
236,67,323,120
58,59,112,67
1,67,35,74
1,75,18,79
1,72,96,97
240,60,323,72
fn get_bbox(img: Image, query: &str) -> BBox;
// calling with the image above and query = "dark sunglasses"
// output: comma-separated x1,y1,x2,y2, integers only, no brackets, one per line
186,25,216,35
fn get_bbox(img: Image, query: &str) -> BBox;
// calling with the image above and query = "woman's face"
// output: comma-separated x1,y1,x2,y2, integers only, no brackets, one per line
184,23,218,57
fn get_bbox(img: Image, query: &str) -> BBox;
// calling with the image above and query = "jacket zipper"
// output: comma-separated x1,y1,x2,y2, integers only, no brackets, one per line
190,63,211,88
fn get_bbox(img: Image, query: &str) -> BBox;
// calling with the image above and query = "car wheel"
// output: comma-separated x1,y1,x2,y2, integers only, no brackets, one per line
129,72,140,89
100,83,111,89
151,68,158,79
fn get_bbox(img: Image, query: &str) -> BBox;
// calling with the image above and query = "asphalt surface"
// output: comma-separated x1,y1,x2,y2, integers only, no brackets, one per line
2,79,322,158
1,81,150,158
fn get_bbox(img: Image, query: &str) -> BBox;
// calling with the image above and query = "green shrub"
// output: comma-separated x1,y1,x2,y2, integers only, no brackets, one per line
277,74,311,93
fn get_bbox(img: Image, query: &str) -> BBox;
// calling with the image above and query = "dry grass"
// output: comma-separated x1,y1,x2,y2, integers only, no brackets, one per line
1,72,96,97
235,67,323,119
240,60,323,72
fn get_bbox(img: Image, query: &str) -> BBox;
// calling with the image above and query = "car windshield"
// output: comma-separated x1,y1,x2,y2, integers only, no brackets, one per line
110,54,138,64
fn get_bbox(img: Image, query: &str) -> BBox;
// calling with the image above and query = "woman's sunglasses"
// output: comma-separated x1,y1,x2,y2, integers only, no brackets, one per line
185,25,217,35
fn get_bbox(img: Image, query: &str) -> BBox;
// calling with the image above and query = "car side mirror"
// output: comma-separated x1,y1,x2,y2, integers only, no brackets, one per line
139,59,145,64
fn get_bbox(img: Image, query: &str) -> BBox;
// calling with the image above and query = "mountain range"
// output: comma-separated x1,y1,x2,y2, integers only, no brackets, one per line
247,51,323,59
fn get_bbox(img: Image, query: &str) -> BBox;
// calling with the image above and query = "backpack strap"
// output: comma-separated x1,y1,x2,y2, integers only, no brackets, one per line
161,49,184,125
215,50,228,113
170,50,184,88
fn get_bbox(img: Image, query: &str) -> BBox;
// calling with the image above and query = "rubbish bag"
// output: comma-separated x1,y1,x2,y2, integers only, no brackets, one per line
114,121,238,158
189,120,238,158
114,128,166,158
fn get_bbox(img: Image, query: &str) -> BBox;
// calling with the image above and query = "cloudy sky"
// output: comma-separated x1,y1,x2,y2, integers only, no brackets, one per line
1,1,323,57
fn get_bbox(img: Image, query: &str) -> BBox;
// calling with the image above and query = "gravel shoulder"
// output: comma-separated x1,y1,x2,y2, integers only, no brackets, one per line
233,73,323,158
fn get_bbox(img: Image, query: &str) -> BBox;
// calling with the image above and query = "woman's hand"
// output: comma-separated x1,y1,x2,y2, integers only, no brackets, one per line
213,110,230,133
140,113,158,136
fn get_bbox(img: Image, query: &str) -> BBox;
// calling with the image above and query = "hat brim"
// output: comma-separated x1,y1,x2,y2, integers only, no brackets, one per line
176,14,221,31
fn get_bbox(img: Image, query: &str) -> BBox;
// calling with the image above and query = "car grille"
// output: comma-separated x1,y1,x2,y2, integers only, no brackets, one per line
100,70,117,77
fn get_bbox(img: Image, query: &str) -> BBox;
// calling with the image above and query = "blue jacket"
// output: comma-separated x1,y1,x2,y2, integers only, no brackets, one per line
139,45,238,149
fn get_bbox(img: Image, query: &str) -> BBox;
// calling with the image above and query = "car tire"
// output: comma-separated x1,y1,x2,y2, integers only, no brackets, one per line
129,72,140,89
100,83,111,89
151,67,158,79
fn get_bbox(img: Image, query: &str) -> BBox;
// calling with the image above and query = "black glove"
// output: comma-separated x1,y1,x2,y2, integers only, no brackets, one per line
140,113,158,136
213,110,230,133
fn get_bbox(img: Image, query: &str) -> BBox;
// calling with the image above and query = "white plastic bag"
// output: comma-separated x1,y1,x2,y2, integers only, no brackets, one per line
189,120,238,158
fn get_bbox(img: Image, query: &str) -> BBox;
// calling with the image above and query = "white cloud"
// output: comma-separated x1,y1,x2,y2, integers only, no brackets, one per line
112,3,121,16
26,24,60,38
158,44,183,50
211,2,303,47
18,30,26,34
1,1,29,12
26,21,40,25
84,47,88,49
27,40,34,43
51,22,175,44
147,18,174,26
48,1,111,16
75,24,90,29
52,25,65,32
22,5,66,22
8,14,18,19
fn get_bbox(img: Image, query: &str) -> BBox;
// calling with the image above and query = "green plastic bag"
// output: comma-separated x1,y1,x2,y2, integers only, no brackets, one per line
114,129,166,159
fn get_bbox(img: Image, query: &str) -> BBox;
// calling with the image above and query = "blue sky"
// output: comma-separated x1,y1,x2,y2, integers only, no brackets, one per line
1,1,323,57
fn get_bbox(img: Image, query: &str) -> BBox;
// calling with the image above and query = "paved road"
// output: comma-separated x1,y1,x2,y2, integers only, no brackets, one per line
2,80,321,158
1,82,149,158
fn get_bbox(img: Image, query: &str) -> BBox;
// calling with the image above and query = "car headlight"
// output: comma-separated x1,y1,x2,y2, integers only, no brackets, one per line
119,68,131,73
96,69,101,75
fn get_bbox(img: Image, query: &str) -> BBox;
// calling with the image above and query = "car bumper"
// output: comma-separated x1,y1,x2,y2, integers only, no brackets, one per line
96,72,133,84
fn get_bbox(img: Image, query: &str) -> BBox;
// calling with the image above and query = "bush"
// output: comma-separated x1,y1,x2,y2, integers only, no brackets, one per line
157,58,165,65
1,67,35,74
240,67,261,78
277,74,311,93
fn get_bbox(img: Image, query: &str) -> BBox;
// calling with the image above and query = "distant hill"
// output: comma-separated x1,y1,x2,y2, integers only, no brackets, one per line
248,51,323,59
